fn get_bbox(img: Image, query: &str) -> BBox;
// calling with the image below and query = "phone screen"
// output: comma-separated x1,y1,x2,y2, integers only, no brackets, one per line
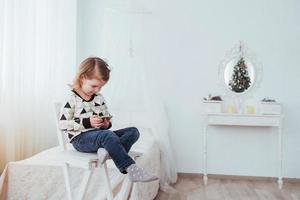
99,115,112,119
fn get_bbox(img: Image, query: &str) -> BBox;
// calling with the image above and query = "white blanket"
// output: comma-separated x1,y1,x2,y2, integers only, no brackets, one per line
0,128,160,200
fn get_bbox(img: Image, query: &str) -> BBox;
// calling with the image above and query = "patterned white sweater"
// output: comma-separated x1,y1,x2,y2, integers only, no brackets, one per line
58,90,112,141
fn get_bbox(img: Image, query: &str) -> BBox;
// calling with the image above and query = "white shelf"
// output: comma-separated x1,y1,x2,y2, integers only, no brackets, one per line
205,113,282,127
203,112,283,189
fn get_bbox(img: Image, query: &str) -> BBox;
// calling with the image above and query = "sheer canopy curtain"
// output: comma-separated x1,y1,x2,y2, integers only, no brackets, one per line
100,5,178,188
0,0,77,172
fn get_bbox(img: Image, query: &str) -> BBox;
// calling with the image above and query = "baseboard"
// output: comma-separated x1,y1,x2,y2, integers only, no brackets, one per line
177,173,300,183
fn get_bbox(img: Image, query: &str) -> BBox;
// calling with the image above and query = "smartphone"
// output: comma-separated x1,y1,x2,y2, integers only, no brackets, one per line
99,115,112,120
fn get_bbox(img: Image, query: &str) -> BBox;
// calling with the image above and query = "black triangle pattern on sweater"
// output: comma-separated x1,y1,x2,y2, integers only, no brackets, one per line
80,109,87,114
64,102,71,108
60,114,67,120
74,118,80,124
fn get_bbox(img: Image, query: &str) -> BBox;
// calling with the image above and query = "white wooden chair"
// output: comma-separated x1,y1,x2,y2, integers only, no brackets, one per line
54,103,142,200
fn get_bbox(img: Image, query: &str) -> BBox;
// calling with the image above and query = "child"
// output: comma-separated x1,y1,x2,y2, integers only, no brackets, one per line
58,57,158,182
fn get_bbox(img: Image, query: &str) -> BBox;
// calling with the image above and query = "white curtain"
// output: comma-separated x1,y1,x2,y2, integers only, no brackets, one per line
100,7,178,187
0,0,77,172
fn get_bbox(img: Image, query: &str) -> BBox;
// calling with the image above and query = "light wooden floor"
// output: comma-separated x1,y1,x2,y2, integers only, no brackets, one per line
155,174,300,200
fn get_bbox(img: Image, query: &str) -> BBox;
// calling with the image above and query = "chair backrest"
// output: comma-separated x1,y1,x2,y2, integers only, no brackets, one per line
54,102,68,151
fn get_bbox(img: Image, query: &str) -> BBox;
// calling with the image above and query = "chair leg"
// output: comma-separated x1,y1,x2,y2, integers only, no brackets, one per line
63,163,72,200
78,169,93,200
114,150,141,200
101,162,114,200
114,175,133,200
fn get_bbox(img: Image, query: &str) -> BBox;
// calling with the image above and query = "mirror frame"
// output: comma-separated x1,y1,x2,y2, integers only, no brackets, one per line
218,41,263,100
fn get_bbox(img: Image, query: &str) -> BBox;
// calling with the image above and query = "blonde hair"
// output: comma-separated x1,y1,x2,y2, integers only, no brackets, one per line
73,57,110,89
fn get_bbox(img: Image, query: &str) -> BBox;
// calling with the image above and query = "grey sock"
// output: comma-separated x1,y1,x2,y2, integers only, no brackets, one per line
127,164,159,183
97,148,111,164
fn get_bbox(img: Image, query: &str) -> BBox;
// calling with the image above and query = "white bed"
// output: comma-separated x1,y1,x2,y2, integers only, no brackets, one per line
0,127,161,200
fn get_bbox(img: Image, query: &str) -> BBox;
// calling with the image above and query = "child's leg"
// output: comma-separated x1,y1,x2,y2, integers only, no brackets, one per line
113,127,158,182
113,127,140,152
72,129,135,173
72,129,158,182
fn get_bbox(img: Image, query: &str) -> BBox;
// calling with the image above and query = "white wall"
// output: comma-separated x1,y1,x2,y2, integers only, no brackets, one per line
77,0,300,178
76,0,105,65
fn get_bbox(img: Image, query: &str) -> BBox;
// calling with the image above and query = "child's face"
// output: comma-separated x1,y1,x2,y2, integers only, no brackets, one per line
81,77,107,97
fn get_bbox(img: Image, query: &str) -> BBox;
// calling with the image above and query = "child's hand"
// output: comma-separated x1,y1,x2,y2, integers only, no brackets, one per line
100,118,111,129
90,115,103,128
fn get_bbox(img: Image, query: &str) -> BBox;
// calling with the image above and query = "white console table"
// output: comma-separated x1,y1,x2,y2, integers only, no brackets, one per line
203,113,284,189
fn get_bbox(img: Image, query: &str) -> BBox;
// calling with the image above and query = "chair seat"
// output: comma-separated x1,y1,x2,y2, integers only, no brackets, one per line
58,144,99,169
59,144,143,169
65,144,98,160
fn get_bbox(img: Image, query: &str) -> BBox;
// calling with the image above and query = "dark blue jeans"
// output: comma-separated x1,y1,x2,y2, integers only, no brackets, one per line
71,127,140,174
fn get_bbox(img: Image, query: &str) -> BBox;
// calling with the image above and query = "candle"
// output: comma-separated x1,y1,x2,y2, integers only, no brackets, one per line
247,105,255,114
228,105,237,113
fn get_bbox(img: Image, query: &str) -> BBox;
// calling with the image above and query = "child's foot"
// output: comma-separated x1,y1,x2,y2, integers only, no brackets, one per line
126,164,159,183
97,148,111,164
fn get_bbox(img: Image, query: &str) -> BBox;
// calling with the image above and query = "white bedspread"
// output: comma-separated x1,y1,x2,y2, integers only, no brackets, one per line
0,128,160,200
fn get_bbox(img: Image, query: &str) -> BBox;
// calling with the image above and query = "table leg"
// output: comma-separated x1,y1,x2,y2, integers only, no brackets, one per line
278,118,283,189
203,120,208,185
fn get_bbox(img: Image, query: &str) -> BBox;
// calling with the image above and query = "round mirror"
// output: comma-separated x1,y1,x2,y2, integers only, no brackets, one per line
224,57,255,93
218,41,262,99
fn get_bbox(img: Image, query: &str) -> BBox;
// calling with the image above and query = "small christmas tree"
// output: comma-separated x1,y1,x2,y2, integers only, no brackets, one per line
228,57,251,93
